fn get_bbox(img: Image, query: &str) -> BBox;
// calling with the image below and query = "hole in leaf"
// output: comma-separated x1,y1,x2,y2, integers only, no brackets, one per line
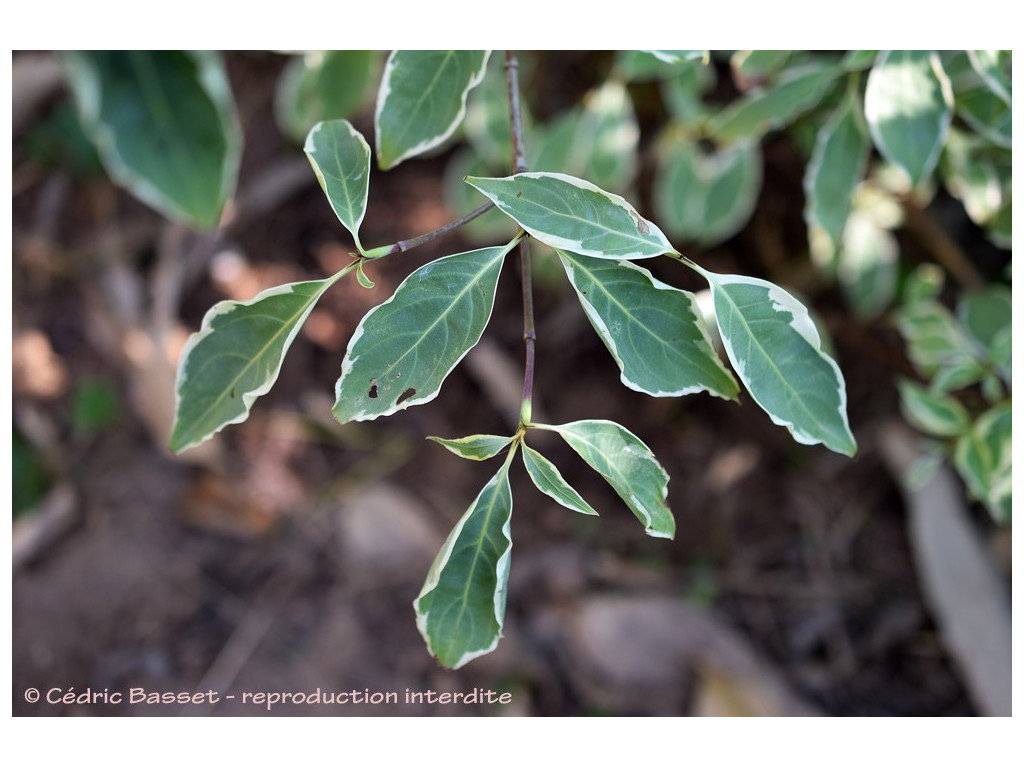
397,387,417,405
368,385,379,399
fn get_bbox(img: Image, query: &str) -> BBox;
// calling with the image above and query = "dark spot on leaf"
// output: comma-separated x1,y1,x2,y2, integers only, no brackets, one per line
397,387,417,405
516,191,522,198
230,387,236,399
368,385,379,399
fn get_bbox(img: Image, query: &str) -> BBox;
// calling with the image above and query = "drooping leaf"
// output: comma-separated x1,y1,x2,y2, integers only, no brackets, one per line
897,379,970,438
275,50,377,144
692,266,857,456
864,50,953,186
804,88,871,259
63,50,241,229
837,210,898,320
557,250,737,399
334,242,515,423
521,444,598,516
304,119,371,252
654,136,762,246
170,272,344,453
954,403,1012,523
467,172,674,260
708,64,842,143
428,434,513,461
538,420,674,539
414,450,515,668
375,50,489,170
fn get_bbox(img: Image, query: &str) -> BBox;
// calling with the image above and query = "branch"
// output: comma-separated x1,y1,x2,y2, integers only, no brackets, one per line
365,202,495,258
505,51,536,426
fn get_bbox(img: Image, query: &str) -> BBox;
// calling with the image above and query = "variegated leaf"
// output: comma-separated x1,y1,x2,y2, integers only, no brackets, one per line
557,250,738,399
170,272,344,453
692,266,857,456
414,450,515,668
537,419,674,539
334,242,515,423
521,444,598,516
466,172,674,260
304,119,371,253
375,50,489,170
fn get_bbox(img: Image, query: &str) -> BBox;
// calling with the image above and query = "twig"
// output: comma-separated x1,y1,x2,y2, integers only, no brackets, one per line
371,202,494,257
901,199,985,290
505,51,536,426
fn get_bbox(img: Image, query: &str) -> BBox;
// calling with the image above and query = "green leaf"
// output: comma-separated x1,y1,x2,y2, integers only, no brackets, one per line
615,50,703,82
442,149,520,245
275,50,377,145
63,51,241,230
557,250,738,400
375,50,489,170
170,272,344,453
654,136,762,247
693,267,857,456
864,51,953,186
731,50,792,87
538,420,674,539
967,50,1011,105
941,130,1007,227
990,326,1011,385
902,263,944,305
575,80,640,192
841,51,878,71
333,242,515,423
837,210,898,320
955,87,1012,149
708,64,842,143
414,450,515,668
893,300,983,381
897,379,970,438
428,434,513,461
958,285,1011,352
524,83,639,193
804,89,871,259
304,119,371,253
521,444,598,516
954,403,1012,523
467,172,673,260
660,60,717,122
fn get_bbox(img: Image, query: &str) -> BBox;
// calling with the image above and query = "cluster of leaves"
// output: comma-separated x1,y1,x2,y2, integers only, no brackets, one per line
896,267,1011,522
57,50,1007,667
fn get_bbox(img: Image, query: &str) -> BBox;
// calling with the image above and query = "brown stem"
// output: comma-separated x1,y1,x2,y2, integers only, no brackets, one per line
901,199,984,290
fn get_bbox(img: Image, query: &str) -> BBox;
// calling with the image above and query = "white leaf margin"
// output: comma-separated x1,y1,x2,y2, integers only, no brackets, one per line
413,448,515,670
375,50,491,170
695,267,855,453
